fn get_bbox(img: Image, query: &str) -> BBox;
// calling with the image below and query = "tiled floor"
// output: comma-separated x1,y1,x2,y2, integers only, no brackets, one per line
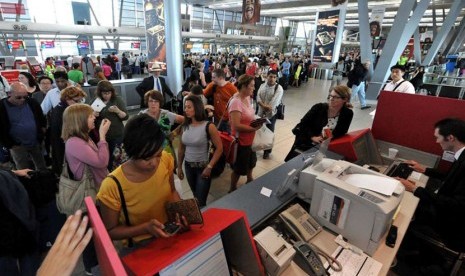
177,77,377,205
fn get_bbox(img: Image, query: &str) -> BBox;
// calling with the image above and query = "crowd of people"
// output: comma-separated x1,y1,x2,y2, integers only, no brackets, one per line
0,49,462,275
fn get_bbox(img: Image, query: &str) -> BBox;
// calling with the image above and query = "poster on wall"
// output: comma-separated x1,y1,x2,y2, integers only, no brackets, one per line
242,0,261,25
145,0,166,65
369,7,385,37
313,10,339,63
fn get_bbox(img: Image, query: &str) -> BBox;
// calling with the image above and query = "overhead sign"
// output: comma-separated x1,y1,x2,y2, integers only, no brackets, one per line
6,40,25,50
0,2,26,15
102,48,117,55
77,40,89,49
131,42,141,49
40,41,55,49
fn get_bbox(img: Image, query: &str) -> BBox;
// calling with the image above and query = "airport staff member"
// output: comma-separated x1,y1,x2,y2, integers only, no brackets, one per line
383,64,415,94
397,118,465,251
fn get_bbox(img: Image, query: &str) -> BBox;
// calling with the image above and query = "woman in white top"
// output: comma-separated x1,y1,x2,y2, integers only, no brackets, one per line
177,95,222,207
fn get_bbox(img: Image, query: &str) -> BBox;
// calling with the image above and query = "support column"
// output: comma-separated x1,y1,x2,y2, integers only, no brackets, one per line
332,7,346,65
365,0,430,101
413,28,422,65
422,0,465,65
165,0,183,95
451,32,465,54
444,16,465,55
357,0,372,69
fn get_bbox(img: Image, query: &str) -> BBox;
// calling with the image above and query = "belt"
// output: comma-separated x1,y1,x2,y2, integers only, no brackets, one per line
186,161,209,168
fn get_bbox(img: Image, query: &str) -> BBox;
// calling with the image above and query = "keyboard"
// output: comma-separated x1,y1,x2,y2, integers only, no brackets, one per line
387,162,414,179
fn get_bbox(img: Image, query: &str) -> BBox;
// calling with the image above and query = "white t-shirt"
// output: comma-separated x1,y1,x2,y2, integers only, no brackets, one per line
384,79,415,94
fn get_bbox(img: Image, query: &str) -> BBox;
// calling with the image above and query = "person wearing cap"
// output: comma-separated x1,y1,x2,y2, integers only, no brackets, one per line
136,63,174,109
383,64,415,94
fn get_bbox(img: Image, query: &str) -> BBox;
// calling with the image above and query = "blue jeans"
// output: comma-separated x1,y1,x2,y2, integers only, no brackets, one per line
264,115,277,154
184,162,211,207
351,82,367,107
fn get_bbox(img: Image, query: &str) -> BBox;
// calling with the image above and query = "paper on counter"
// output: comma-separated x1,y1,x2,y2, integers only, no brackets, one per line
340,174,400,196
325,246,382,276
260,187,272,197
410,171,422,181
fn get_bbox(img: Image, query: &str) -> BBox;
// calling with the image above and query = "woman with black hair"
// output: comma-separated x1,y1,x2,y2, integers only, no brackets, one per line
18,71,40,95
177,95,222,207
97,114,188,246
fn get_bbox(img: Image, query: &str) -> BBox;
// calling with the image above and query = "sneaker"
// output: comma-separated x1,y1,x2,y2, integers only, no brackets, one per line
361,105,371,110
263,152,270,159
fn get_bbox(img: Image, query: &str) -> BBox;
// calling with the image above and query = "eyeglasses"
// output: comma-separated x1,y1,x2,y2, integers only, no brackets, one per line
101,90,112,94
327,95,343,100
15,96,28,100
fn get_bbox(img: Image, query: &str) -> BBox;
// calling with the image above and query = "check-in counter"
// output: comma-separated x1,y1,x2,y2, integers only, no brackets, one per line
81,78,143,110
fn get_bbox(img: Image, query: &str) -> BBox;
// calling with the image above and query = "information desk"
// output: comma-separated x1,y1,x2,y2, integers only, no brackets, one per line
122,208,265,276
81,78,143,110
207,148,342,230
208,147,428,275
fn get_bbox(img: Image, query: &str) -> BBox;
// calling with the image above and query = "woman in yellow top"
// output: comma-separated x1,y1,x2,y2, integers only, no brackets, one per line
97,114,187,245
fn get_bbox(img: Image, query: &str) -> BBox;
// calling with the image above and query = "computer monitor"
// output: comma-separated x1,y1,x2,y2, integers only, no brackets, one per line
328,128,383,165
159,233,230,275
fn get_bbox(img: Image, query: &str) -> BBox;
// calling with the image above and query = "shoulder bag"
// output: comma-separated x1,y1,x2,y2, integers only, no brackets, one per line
273,84,285,120
205,121,226,177
56,158,97,216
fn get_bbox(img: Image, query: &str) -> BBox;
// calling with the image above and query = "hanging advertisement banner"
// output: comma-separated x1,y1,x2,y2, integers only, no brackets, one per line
145,0,166,64
131,42,141,49
369,7,385,37
77,40,89,49
312,10,339,63
40,41,55,49
242,0,261,25
331,0,348,8
6,40,25,50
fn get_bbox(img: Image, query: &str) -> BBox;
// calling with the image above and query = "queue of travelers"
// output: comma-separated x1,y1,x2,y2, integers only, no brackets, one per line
0,50,458,276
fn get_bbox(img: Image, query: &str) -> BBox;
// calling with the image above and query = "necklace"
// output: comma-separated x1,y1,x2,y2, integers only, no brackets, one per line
328,108,340,118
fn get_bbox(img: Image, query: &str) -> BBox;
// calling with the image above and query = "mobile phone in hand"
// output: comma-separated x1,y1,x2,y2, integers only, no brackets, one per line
250,118,271,127
164,222,181,236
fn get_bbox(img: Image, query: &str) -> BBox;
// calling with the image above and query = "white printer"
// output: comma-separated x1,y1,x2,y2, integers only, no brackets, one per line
254,227,296,275
309,160,404,256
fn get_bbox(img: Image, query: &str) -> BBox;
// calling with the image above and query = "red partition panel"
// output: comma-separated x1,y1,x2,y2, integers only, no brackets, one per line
372,92,465,157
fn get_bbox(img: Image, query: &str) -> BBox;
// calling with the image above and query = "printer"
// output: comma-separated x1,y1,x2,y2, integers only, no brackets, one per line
298,158,337,200
254,227,296,275
309,160,405,256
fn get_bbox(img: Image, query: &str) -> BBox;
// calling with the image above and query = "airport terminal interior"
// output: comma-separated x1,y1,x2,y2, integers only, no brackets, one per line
1,0,465,275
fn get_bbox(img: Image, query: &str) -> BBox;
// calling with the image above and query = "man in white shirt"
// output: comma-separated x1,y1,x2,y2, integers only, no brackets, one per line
66,55,73,70
41,71,69,114
257,70,283,159
383,64,415,94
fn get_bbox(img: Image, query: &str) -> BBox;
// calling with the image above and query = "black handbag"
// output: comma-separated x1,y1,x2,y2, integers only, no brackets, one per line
276,103,285,120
